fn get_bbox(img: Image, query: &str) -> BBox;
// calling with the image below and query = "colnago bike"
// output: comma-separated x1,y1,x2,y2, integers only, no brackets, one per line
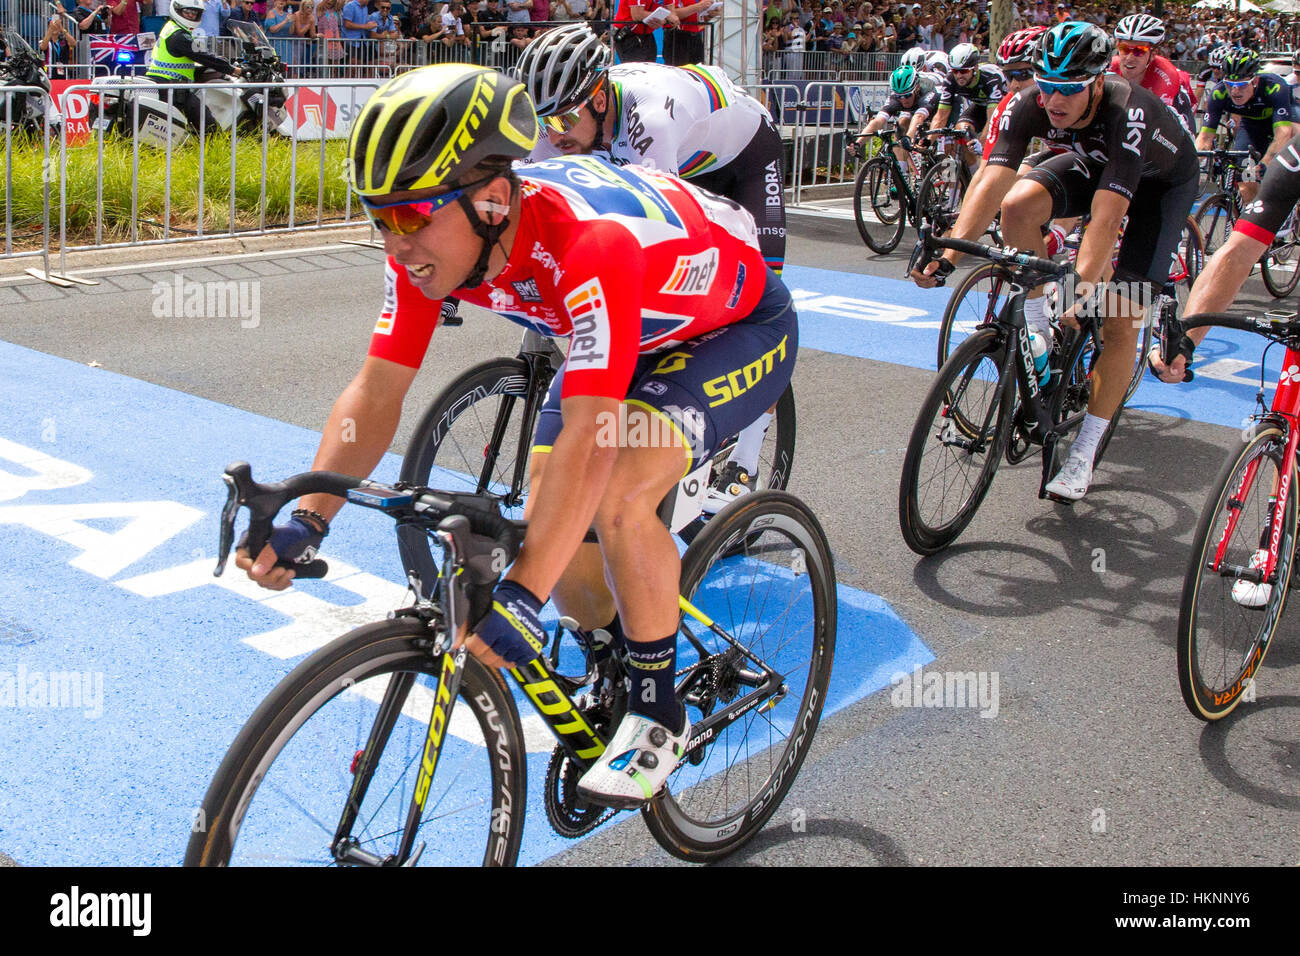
934,214,1206,398
184,458,836,866
1165,310,1300,721
899,227,1129,555
395,326,797,594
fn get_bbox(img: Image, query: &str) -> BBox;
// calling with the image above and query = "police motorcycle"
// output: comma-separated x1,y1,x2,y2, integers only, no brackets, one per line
0,28,63,138
88,22,288,148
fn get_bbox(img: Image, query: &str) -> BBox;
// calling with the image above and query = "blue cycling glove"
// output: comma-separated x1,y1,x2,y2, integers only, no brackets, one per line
240,515,325,569
474,580,547,666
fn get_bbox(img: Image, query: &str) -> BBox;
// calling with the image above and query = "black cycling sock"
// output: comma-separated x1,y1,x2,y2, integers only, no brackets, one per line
626,634,683,734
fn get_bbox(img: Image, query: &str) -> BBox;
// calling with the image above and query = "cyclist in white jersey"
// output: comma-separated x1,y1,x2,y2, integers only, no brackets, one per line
515,22,788,513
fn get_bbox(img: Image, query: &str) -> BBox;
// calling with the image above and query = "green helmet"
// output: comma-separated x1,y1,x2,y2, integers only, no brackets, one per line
891,65,919,96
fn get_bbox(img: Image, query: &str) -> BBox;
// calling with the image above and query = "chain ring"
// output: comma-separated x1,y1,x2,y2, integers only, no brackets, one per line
543,747,616,839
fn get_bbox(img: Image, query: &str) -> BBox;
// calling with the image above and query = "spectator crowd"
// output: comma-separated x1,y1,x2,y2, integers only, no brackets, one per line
761,0,1300,74
5,0,725,78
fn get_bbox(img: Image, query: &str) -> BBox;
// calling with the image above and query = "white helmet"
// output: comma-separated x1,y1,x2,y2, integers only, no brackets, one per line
512,22,610,118
925,49,950,74
901,47,926,68
1115,14,1165,46
949,43,981,70
170,0,205,32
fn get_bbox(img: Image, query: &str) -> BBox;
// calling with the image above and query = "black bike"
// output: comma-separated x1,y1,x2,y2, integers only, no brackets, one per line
396,327,797,597
899,227,1130,555
185,460,835,865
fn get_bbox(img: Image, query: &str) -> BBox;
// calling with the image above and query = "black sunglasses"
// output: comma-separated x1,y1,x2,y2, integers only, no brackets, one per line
1005,68,1032,81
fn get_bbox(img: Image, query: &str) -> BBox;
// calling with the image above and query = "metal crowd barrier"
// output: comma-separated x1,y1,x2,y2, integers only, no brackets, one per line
745,79,888,206
20,78,382,279
2,85,65,283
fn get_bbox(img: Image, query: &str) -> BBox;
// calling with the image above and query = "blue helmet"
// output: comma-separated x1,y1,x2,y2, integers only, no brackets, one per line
1037,21,1114,82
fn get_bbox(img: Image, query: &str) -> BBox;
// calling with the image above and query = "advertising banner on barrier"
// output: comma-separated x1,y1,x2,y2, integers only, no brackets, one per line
278,82,382,140
756,82,890,127
50,80,92,147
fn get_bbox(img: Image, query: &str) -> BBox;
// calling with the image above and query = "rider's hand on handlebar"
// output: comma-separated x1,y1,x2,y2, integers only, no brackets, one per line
1146,346,1190,384
911,256,953,289
236,515,325,591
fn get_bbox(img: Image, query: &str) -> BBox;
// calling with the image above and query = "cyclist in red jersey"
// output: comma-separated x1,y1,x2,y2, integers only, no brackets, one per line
236,65,798,809
1109,14,1195,131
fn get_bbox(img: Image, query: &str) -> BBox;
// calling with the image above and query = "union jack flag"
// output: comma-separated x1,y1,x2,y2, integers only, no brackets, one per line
87,34,142,66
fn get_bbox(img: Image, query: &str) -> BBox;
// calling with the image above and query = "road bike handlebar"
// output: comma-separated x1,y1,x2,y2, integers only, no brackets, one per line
915,223,1072,280
215,461,522,582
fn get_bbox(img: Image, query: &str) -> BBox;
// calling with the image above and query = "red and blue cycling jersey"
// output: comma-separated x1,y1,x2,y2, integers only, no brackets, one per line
368,155,767,402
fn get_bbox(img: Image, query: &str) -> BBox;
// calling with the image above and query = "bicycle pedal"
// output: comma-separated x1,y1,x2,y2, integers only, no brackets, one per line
1041,490,1076,507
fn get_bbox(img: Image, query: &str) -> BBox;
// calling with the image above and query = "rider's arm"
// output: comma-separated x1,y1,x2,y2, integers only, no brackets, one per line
929,103,951,130
166,28,239,73
932,163,1016,269
295,355,420,523
1195,126,1215,151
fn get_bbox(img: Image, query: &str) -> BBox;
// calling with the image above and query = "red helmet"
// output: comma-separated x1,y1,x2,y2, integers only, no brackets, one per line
997,26,1048,68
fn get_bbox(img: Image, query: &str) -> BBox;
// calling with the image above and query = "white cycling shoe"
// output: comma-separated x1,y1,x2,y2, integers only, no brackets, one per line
576,709,690,810
1045,451,1093,501
1232,549,1272,608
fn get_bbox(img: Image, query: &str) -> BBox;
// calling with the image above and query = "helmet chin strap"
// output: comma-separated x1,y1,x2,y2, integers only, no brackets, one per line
588,78,610,153
456,192,511,289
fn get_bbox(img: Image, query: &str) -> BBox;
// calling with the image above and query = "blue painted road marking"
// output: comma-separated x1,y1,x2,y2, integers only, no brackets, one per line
0,338,930,866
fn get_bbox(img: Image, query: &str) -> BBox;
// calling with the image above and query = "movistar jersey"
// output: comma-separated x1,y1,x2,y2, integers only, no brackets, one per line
368,156,768,401
1202,72,1294,145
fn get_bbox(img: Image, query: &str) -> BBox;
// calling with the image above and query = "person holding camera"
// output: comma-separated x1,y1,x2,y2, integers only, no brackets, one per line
75,1,114,33
40,13,76,79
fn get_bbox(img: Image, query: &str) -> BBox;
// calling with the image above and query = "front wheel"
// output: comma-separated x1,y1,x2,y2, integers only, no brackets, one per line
1260,229,1300,298
1177,422,1296,721
642,490,836,862
936,262,1013,369
184,618,528,866
1195,192,1234,257
398,357,537,593
899,327,1014,555
855,157,907,254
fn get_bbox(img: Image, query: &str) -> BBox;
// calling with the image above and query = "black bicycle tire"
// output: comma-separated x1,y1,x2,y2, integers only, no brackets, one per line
1195,193,1235,258
916,156,961,236
936,261,1010,370
398,357,537,594
899,327,1015,555
1177,422,1296,721
1260,235,1300,298
184,617,528,867
641,490,836,862
855,157,907,254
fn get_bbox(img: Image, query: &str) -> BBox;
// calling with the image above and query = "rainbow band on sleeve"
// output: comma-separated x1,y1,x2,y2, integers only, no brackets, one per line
680,64,731,111
679,149,720,178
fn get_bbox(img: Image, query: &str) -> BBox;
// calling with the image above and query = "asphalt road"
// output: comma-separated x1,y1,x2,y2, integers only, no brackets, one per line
0,211,1295,867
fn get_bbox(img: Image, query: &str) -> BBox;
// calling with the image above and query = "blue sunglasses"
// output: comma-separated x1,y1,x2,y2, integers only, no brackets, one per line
1036,77,1089,97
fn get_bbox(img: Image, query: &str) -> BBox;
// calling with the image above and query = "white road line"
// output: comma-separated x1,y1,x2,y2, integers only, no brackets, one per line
0,242,381,286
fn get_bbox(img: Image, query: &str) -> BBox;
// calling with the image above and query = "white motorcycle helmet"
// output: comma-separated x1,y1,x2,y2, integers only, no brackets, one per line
171,0,205,32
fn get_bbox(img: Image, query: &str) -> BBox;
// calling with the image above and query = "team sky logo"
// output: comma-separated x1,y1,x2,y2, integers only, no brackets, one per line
564,279,611,371
511,279,543,303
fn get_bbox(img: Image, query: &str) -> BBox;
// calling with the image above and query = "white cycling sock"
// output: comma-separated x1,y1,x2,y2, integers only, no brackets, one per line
1071,413,1110,463
728,412,773,476
1023,293,1052,338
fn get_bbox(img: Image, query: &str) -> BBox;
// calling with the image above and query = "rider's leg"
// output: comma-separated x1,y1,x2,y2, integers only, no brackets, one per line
1000,177,1055,335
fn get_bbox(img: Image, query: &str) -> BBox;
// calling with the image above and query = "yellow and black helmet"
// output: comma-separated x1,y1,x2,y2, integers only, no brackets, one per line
348,64,539,197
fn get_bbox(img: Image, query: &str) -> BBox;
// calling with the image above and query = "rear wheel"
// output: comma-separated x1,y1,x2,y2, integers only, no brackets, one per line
899,327,1014,555
855,157,907,254
1178,422,1296,720
1260,220,1300,298
642,491,836,862
916,156,963,235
